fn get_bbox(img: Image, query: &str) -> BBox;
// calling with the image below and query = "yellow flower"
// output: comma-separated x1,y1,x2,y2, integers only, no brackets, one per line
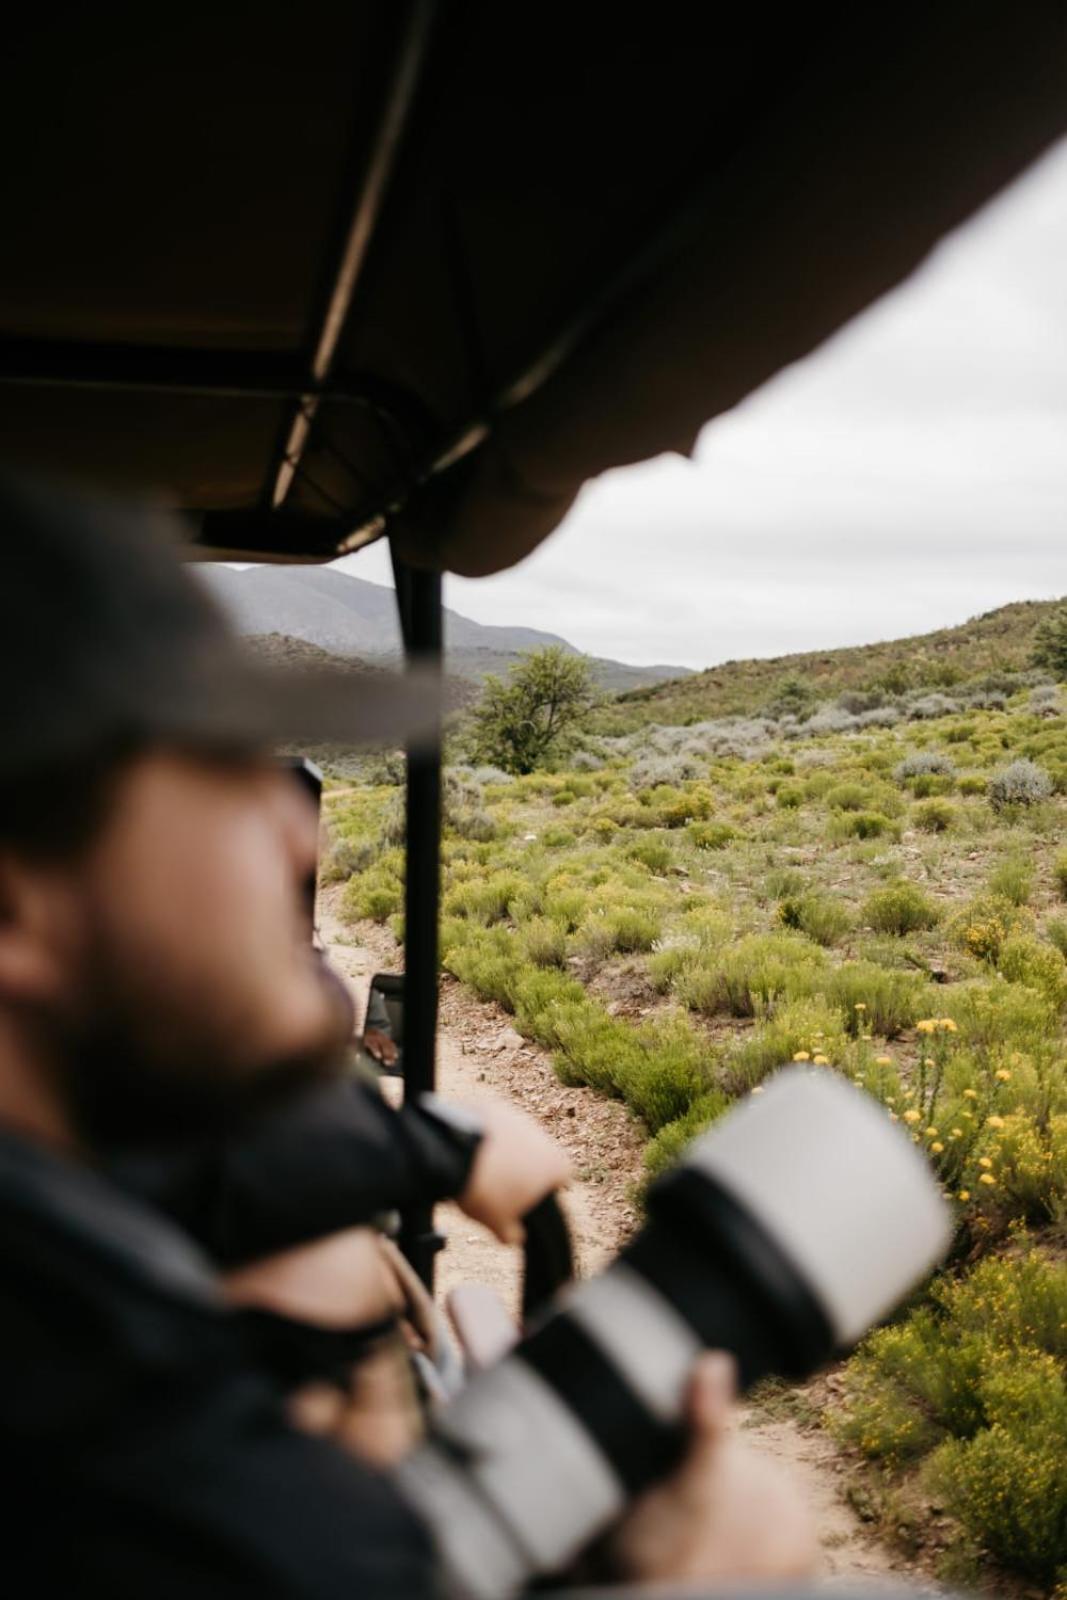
979,1172,996,1186
812,1054,830,1066
792,1051,811,1062
986,1115,1005,1130
926,1128,939,1138
930,1141,944,1154
903,1110,921,1125
875,1055,893,1066
950,1128,963,1139
995,1068,1012,1082
978,1156,993,1169
958,1189,971,1202
923,1058,936,1068
854,1002,867,1011
938,1018,958,1033
916,1019,936,1034
963,1089,978,1100
751,1086,765,1095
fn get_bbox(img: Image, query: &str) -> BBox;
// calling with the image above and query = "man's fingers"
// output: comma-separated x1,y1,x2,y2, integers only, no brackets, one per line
688,1351,738,1436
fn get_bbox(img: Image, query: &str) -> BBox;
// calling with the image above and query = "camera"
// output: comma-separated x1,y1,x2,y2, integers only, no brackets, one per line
398,1067,952,1599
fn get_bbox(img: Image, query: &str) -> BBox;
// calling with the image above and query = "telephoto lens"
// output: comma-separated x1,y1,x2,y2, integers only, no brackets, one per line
398,1067,953,1600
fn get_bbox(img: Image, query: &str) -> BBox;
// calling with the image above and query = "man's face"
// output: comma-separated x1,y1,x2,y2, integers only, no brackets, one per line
42,752,353,1149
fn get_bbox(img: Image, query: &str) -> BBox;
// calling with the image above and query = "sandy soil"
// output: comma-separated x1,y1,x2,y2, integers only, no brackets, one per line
319,887,908,1583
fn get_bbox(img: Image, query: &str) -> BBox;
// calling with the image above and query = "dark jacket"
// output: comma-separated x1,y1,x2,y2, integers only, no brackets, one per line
0,1128,442,1596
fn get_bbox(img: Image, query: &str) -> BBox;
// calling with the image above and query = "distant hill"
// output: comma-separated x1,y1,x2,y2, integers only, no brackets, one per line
246,631,478,714
599,599,1064,730
197,565,692,694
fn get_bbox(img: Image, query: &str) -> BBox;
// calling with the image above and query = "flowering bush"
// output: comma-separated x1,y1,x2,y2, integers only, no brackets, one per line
837,1248,1067,1581
946,894,1033,963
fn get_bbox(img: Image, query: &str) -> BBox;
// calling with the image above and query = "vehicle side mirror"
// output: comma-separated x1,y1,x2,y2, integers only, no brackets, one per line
362,972,404,1077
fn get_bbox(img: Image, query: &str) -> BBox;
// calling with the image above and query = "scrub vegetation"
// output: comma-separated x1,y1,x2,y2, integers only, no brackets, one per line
327,625,1067,1592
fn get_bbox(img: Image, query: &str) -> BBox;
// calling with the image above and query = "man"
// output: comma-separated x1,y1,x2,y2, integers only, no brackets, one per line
0,474,813,1594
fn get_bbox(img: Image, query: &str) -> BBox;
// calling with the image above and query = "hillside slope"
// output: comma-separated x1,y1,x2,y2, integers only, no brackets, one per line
605,598,1063,728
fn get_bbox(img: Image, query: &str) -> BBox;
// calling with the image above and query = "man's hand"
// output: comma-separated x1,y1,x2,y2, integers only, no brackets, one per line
457,1098,572,1245
222,1227,406,1329
363,1027,398,1068
612,1353,818,1584
222,1230,428,1466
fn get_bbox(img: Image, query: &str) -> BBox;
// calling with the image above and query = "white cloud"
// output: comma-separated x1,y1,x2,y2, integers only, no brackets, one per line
343,136,1067,670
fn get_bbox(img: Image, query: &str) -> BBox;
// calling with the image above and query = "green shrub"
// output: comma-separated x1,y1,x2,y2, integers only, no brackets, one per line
998,935,1067,1009
579,901,664,957
642,784,714,828
443,871,525,924
828,810,900,842
441,924,522,1008
624,1013,713,1132
674,931,827,1018
625,834,674,873
822,962,928,1037
643,1091,728,1181
319,833,379,884
826,781,874,812
1045,916,1067,958
912,798,957,833
941,978,1055,1061
1054,849,1067,900
863,882,941,936
988,854,1035,907
511,967,588,1046
776,892,852,947
520,916,570,968
764,867,807,900
958,774,988,796
552,1001,708,1132
687,820,736,850
340,863,404,923
776,783,803,809
723,997,847,1093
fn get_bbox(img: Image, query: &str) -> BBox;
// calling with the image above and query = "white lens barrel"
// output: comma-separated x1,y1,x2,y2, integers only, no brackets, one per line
399,1069,953,1598
683,1066,952,1345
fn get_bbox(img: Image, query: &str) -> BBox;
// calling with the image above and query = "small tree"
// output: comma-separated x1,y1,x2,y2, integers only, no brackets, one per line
1031,606,1067,679
469,646,596,774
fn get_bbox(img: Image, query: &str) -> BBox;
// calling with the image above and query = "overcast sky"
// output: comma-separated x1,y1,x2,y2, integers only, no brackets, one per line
341,136,1067,671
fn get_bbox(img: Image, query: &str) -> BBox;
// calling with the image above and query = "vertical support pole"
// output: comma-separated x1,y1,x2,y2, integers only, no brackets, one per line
391,548,444,1290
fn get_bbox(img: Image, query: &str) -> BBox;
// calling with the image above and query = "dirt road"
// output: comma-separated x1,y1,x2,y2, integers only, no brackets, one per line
320,889,904,1583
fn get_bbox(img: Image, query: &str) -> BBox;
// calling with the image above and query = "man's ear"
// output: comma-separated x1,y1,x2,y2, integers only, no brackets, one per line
0,853,73,1004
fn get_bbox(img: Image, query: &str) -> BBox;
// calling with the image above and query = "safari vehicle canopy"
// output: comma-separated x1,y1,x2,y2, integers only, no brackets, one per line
2,1,1065,1278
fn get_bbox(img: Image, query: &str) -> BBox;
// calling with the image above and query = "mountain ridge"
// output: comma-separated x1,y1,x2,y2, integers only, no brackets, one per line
196,564,691,693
